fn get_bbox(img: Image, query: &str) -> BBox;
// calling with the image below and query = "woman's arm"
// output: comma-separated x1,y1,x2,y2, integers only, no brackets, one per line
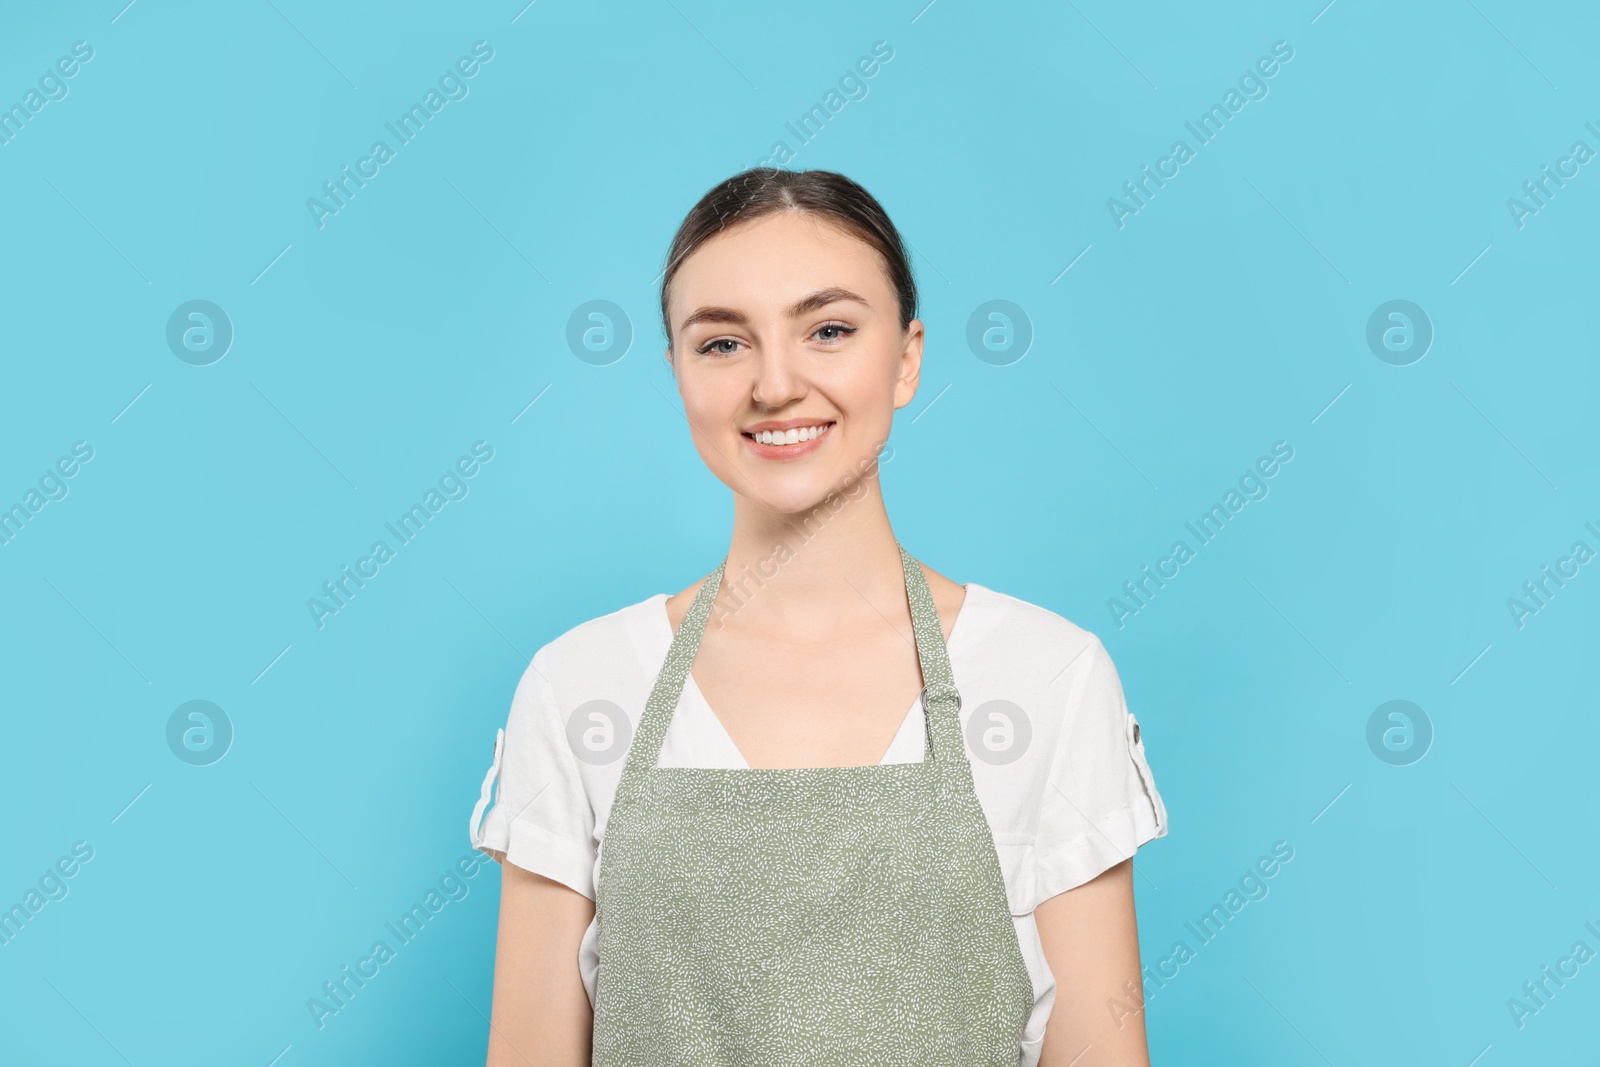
484,858,595,1067
1034,857,1152,1067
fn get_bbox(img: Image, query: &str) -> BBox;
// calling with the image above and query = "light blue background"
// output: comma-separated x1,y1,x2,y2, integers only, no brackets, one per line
2,1,1596,1064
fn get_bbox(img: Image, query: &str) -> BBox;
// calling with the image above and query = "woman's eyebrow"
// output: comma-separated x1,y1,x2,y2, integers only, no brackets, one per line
678,305,744,331
678,287,870,333
786,287,869,318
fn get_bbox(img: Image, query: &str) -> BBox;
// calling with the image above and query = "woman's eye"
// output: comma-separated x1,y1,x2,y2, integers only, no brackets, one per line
696,337,740,356
814,322,856,343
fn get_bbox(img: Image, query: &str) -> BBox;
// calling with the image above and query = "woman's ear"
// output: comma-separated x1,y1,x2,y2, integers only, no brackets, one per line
892,319,925,410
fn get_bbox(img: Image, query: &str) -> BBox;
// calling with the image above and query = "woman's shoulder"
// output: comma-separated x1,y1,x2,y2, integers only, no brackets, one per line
961,580,1107,674
520,590,669,690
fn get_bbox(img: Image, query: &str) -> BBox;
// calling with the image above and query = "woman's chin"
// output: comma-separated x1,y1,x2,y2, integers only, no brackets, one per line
743,482,849,519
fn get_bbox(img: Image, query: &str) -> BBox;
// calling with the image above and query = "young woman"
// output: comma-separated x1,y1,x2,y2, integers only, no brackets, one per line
469,168,1168,1066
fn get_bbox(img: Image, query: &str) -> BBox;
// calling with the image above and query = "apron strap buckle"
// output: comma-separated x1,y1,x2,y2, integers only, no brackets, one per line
919,681,962,714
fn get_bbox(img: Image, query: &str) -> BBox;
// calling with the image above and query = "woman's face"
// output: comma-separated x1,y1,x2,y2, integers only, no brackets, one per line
665,210,924,516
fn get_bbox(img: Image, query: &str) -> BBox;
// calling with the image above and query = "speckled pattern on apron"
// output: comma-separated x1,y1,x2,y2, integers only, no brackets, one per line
591,540,1034,1065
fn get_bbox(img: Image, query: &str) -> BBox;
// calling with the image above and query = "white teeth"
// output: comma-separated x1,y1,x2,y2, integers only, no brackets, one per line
752,423,830,445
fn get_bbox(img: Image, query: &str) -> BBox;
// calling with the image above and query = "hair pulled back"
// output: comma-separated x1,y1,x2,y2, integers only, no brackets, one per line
658,168,917,350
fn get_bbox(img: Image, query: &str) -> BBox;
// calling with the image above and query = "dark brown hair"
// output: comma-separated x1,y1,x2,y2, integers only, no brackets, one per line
658,168,918,351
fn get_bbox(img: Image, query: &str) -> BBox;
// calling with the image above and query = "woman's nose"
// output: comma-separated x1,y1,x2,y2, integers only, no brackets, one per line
748,340,807,407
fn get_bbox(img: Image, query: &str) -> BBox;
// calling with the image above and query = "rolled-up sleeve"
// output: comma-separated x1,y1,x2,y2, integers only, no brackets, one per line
469,650,598,900
1031,638,1168,908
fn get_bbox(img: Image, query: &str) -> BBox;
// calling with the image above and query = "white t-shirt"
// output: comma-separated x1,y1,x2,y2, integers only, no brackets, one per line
469,580,1168,1065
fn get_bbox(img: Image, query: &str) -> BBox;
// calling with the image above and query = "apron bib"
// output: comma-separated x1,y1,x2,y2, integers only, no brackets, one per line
592,541,1033,1065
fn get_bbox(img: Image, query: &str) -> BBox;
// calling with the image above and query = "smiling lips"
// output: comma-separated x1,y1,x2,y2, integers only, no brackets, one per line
741,420,835,459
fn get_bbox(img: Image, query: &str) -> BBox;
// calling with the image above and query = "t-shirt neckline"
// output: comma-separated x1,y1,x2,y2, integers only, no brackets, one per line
648,582,981,769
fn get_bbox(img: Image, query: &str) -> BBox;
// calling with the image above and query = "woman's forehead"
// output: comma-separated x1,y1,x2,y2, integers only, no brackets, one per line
670,214,890,311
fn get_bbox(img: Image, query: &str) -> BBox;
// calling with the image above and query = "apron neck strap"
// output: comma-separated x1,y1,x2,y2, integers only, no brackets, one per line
619,540,963,780
898,540,964,760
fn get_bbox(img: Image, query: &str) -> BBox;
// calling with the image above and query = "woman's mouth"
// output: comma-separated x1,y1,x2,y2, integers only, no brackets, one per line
741,421,835,460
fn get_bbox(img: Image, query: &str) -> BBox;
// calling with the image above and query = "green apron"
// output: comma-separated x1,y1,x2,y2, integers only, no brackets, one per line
592,541,1033,1065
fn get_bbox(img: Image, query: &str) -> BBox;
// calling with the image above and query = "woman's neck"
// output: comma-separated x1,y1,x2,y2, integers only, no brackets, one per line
713,481,908,640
